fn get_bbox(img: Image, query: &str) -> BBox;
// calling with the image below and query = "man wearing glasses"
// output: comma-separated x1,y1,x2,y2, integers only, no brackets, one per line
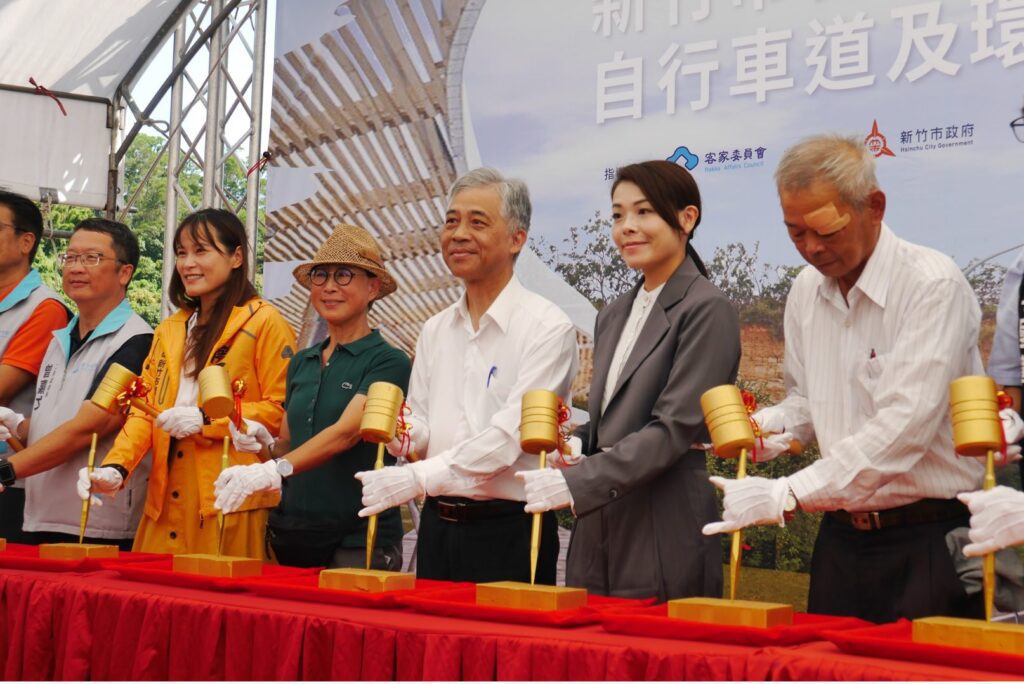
1,218,153,549
0,191,70,542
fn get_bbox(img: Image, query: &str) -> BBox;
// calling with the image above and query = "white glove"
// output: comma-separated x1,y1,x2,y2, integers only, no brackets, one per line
385,419,428,459
0,407,24,437
515,468,574,512
356,457,450,516
76,466,123,506
154,407,204,439
703,475,789,535
752,432,795,464
752,405,787,435
228,418,274,454
958,486,1024,556
214,461,282,513
1001,408,1024,444
997,408,1024,465
386,435,410,459
356,466,421,517
548,435,583,468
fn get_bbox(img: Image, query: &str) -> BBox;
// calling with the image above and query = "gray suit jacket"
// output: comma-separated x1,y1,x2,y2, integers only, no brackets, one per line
563,257,740,601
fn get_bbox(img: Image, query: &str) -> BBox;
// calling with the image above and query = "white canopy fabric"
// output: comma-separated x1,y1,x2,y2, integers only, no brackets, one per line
0,0,182,98
0,0,187,207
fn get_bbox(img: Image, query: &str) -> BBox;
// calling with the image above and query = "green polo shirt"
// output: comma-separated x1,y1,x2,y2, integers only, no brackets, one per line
278,330,411,549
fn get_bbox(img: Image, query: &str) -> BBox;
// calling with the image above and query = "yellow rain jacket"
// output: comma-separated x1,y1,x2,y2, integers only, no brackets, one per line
102,298,296,556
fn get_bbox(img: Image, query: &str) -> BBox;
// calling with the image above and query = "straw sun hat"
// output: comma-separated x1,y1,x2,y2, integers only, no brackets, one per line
292,224,397,298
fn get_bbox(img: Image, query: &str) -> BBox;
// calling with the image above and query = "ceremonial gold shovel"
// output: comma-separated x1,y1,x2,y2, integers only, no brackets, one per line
360,382,405,570
520,390,561,584
78,433,99,543
949,375,1005,621
700,385,758,601
218,436,229,556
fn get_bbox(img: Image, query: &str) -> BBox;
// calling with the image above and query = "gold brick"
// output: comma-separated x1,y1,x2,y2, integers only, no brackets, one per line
319,568,416,592
171,553,202,574
38,543,119,560
475,581,588,611
667,597,793,628
913,616,1024,652
172,553,262,578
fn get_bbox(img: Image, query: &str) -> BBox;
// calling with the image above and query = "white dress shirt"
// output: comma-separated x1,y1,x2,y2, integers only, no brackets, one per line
988,245,1024,387
775,224,984,512
405,276,579,501
602,282,665,413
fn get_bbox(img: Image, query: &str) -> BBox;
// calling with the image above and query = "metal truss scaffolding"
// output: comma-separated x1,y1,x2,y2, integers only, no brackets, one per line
114,0,268,317
264,0,476,353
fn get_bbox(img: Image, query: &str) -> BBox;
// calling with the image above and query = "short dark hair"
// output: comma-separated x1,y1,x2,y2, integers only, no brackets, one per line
0,190,43,262
73,218,140,283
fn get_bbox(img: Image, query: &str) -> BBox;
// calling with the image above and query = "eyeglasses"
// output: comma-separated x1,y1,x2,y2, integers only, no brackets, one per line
1013,116,1024,143
57,253,121,269
0,222,16,231
309,266,365,287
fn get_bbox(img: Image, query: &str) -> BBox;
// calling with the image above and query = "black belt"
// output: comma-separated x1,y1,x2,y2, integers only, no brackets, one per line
828,498,968,531
426,496,527,523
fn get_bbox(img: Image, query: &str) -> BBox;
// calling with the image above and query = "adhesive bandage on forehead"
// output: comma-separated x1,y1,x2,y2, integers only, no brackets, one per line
802,202,850,235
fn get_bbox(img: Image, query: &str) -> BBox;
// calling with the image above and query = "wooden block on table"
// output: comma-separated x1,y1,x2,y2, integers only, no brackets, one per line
172,553,262,578
319,568,416,593
38,543,119,560
913,616,1024,652
667,597,793,628
476,581,587,611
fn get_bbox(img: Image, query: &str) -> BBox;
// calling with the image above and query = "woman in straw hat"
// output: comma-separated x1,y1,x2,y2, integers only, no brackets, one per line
213,224,410,569
78,209,296,557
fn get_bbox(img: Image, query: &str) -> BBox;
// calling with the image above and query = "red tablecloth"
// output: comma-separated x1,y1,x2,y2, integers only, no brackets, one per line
0,565,1017,681
0,567,759,680
746,641,1024,681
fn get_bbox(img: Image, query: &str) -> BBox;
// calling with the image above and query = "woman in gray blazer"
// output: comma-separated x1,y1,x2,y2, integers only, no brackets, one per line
518,160,740,601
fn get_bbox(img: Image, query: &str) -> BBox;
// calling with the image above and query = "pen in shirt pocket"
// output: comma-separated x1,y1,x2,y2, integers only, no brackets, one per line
487,365,497,388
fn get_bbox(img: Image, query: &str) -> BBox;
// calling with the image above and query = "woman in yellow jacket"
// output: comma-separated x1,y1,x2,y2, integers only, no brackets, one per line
77,209,296,557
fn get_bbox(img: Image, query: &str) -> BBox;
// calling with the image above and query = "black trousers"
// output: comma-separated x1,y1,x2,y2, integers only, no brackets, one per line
808,511,983,623
0,488,32,544
21,530,134,551
267,513,401,570
417,497,559,584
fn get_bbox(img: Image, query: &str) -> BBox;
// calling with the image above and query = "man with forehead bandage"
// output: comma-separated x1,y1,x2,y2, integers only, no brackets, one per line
703,134,987,623
802,202,851,235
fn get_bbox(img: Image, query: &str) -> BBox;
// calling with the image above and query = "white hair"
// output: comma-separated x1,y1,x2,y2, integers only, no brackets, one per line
774,134,879,209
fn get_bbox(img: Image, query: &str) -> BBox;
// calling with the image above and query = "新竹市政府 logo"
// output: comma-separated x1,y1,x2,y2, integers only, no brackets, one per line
864,120,895,158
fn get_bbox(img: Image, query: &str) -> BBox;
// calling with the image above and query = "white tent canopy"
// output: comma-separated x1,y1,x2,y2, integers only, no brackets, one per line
0,0,189,208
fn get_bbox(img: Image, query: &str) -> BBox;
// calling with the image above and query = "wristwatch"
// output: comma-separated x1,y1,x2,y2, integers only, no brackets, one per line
273,458,294,478
0,457,16,488
784,487,799,515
